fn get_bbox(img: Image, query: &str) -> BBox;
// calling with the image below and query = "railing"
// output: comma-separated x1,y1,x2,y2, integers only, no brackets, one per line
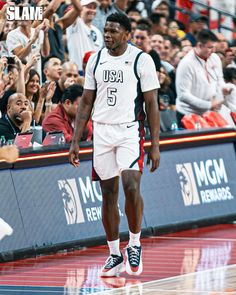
169,0,235,33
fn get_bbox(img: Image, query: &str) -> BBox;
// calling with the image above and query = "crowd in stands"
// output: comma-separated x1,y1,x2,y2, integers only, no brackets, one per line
0,0,235,147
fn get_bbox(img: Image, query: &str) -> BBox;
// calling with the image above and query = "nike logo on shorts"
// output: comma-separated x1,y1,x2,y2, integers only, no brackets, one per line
127,124,135,128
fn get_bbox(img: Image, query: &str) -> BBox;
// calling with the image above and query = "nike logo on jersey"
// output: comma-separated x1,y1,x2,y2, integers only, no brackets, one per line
127,124,135,128
100,61,108,65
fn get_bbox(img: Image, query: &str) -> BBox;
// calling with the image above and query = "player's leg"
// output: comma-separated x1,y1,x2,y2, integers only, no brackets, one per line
100,177,125,277
121,170,143,276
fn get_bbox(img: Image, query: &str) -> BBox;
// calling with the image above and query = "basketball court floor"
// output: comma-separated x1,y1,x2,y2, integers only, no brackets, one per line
0,223,236,294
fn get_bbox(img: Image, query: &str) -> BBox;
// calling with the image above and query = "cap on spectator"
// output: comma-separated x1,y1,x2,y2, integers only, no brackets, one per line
81,0,99,6
151,0,169,12
189,13,208,23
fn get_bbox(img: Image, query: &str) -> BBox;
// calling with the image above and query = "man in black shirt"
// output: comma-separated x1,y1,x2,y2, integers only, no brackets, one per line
0,93,32,140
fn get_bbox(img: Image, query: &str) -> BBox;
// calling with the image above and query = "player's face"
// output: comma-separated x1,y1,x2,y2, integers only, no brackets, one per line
104,21,130,50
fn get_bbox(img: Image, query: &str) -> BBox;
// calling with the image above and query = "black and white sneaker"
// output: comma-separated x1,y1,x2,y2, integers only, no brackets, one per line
125,245,143,276
101,254,125,277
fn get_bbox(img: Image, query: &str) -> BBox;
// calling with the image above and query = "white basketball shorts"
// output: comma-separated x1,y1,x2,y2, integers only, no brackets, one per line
92,121,145,181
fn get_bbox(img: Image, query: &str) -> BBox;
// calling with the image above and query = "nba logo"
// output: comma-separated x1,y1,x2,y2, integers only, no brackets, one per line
176,163,201,206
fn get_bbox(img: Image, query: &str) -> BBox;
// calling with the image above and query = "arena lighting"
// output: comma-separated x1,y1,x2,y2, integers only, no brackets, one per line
0,131,235,163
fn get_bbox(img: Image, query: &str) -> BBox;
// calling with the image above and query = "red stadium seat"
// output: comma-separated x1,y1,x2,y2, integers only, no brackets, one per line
202,111,229,127
181,114,210,129
231,112,236,124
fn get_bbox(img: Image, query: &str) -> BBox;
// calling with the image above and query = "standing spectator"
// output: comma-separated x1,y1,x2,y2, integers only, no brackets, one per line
175,30,229,127
66,0,103,73
6,17,50,80
0,56,25,115
93,0,127,33
43,84,92,142
69,12,160,277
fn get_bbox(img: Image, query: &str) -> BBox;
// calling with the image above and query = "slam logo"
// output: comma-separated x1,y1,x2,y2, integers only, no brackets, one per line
176,158,234,206
6,6,43,21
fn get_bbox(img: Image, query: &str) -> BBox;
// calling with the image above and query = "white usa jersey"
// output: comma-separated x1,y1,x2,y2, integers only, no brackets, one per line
84,44,160,124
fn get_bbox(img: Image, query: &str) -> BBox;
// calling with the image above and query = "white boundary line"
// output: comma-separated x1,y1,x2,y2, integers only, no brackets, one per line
151,236,236,242
94,263,236,294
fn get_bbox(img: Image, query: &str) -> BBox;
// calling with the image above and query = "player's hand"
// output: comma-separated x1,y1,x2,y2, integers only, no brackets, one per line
1,145,19,163
69,142,80,167
146,144,160,172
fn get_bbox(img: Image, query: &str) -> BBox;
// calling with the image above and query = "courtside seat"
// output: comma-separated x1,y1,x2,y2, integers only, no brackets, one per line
202,111,229,127
230,112,236,124
181,113,210,129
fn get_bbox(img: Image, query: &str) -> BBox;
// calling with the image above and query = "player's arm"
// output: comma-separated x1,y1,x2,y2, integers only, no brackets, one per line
144,89,160,172
69,89,96,167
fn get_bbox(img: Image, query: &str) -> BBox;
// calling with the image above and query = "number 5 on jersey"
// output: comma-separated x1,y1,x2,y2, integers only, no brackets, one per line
107,87,117,106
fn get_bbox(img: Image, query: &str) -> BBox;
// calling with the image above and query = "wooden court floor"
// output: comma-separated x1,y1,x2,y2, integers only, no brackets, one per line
0,224,236,294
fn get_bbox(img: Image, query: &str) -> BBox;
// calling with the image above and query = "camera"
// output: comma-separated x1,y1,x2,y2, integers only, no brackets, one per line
6,57,15,65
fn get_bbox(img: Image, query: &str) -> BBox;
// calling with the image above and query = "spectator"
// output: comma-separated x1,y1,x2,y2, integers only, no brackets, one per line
0,56,25,115
126,0,148,19
6,16,50,81
175,29,230,127
150,13,168,35
0,145,19,163
66,0,103,73
0,20,16,57
34,0,82,61
225,48,236,68
151,0,170,19
223,67,236,112
43,56,62,83
150,33,164,55
93,0,128,33
25,69,56,123
181,38,193,55
50,62,83,105
0,93,32,141
158,66,176,110
42,84,92,143
215,33,229,54
185,14,208,46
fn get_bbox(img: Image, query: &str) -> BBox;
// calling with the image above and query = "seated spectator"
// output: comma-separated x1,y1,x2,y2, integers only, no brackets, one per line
50,61,84,105
167,20,185,40
225,48,236,68
0,145,19,163
25,69,56,123
158,66,176,110
43,56,62,83
223,67,236,112
0,93,32,141
42,84,92,143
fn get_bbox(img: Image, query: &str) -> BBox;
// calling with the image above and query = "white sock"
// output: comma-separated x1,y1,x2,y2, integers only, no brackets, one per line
129,231,141,247
107,239,121,256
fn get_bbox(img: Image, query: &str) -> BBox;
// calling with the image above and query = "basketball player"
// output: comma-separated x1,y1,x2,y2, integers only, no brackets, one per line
69,12,160,277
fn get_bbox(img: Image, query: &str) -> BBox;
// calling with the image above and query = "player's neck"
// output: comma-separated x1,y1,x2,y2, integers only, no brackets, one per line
108,43,128,56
